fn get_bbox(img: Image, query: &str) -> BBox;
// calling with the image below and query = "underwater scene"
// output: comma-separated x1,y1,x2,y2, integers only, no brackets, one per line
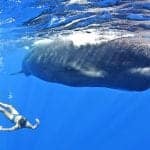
0,0,150,149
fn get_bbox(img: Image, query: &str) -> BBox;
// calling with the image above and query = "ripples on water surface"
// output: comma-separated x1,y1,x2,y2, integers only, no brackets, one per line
0,0,150,38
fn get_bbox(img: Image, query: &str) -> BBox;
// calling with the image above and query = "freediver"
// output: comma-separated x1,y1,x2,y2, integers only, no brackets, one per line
0,102,40,131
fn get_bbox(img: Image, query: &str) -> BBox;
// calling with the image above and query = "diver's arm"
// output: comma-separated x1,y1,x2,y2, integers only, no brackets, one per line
0,125,19,131
26,118,40,129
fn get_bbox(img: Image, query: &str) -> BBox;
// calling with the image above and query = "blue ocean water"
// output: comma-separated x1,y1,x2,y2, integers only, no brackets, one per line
0,0,150,150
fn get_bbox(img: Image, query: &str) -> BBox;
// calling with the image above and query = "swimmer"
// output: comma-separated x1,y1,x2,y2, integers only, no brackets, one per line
0,102,40,131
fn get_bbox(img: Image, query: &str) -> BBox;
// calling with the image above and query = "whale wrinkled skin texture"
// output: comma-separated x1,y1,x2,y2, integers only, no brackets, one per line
22,36,150,91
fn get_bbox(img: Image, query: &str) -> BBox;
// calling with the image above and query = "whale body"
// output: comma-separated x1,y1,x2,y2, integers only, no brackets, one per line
22,35,150,91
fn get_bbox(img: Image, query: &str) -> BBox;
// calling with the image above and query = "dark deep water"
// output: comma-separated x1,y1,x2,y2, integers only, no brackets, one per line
0,0,150,150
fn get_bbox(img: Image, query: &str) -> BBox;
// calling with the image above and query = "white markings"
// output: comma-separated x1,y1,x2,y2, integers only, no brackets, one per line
129,67,150,76
80,68,106,78
69,0,88,4
69,62,106,78
33,29,134,48
33,38,53,47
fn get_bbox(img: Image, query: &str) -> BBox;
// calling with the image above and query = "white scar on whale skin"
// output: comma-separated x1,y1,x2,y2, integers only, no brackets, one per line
79,68,106,78
32,29,134,48
33,39,53,47
69,62,106,78
69,0,88,4
129,67,150,76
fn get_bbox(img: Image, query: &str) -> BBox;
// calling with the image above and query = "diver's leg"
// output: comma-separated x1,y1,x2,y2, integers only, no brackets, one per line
7,105,19,115
0,107,5,112
0,102,11,108
0,107,14,120
0,102,19,115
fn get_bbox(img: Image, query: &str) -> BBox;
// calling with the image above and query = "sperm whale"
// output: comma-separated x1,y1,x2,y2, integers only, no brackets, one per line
21,32,150,91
